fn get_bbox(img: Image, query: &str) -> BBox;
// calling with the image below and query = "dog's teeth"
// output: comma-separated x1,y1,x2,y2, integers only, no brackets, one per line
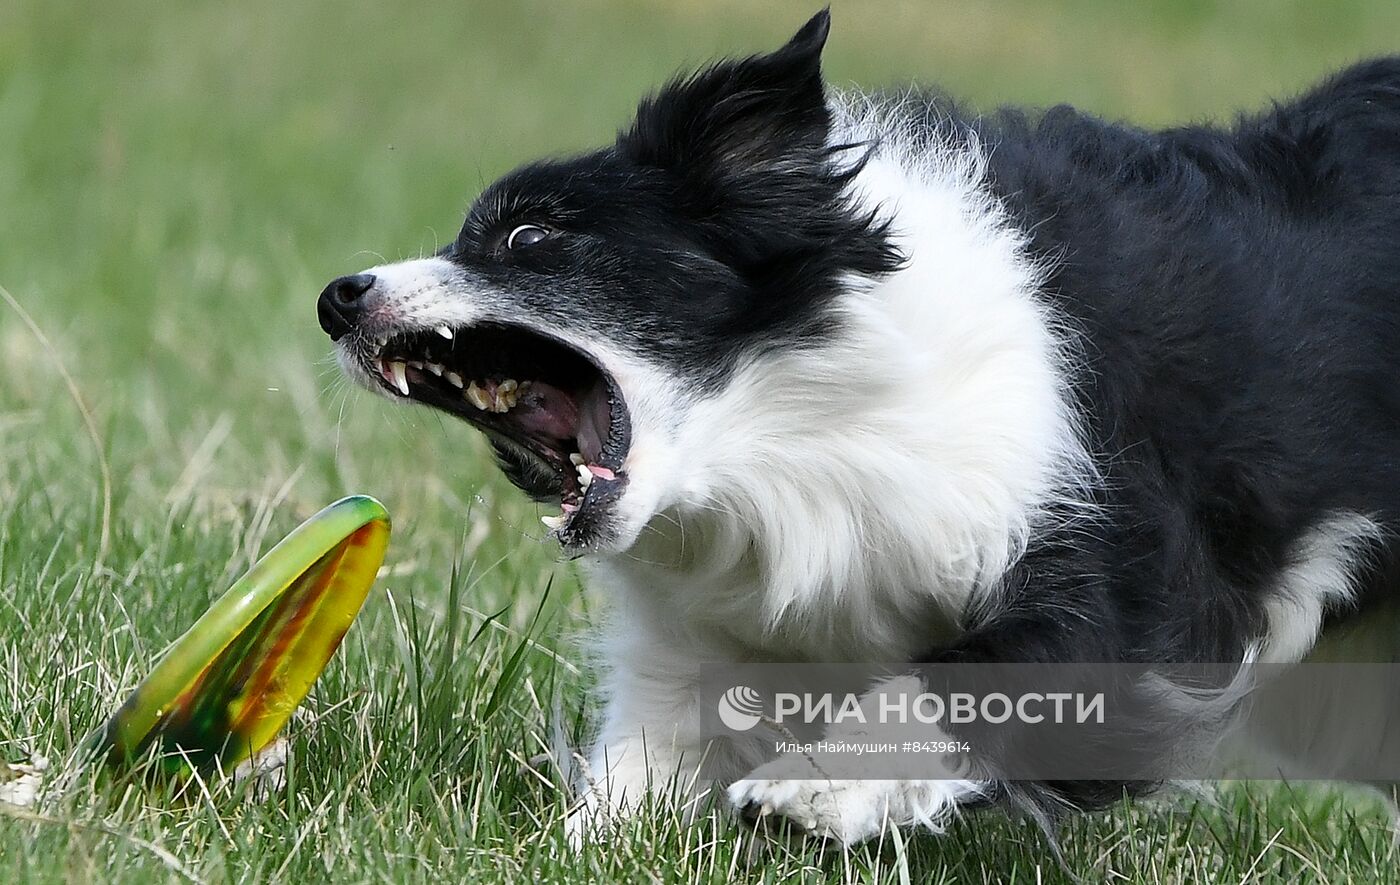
569,452,585,466
540,514,565,530
389,361,409,396
445,371,464,389
406,360,423,370
494,379,519,411
426,363,443,376
435,325,453,340
465,381,492,411
576,463,594,489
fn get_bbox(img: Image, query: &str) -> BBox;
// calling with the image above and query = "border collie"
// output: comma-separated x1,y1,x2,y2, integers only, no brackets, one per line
318,9,1400,846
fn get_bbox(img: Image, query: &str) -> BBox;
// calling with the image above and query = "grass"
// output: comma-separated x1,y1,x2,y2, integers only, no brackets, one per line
2,0,1399,880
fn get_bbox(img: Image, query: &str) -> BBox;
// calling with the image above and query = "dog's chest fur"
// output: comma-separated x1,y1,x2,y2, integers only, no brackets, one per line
585,99,1098,663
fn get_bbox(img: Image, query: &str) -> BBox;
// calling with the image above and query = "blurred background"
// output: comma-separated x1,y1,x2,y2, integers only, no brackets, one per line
3,2,1400,879
4,0,1400,558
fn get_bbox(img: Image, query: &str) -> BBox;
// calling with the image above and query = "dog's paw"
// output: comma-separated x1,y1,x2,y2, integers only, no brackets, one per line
232,735,289,798
728,769,982,846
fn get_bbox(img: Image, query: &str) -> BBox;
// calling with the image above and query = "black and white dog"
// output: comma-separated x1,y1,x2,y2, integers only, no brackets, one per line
318,10,1400,845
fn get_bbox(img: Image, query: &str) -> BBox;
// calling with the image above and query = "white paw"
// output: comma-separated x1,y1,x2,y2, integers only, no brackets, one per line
0,755,48,808
728,770,982,846
232,736,289,798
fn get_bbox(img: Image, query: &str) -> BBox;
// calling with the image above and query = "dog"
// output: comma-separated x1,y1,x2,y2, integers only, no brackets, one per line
318,9,1400,846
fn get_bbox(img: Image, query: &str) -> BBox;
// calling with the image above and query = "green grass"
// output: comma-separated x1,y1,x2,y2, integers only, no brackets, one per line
3,0,1400,880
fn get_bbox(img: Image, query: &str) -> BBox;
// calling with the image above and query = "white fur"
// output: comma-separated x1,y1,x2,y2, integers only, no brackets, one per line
358,257,485,331
1229,577,1398,787
1256,512,1382,663
599,93,1093,657
1221,513,1389,785
727,777,978,846
726,674,985,844
568,95,1094,840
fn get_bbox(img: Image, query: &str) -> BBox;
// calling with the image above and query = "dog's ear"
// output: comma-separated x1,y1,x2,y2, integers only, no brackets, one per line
621,8,833,177
618,10,897,281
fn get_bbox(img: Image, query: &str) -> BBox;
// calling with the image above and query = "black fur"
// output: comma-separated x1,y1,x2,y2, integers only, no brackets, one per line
441,10,899,387
903,59,1400,817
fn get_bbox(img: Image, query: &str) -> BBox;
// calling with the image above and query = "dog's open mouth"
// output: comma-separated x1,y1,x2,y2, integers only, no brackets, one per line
364,322,630,545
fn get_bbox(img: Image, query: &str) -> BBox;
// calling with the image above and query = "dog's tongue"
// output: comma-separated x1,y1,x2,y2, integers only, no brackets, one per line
511,381,579,441
508,379,611,464
576,381,610,464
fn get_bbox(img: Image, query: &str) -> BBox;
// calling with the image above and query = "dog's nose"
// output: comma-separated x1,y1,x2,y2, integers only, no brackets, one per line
317,273,376,341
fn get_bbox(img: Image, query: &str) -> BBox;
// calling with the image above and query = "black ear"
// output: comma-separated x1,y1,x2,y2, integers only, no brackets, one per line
781,7,833,61
621,9,833,176
616,10,897,283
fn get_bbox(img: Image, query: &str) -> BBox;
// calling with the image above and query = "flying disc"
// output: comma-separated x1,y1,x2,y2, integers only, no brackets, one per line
95,495,391,776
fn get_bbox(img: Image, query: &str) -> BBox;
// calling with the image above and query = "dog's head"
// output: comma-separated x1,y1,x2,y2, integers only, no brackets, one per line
319,10,899,554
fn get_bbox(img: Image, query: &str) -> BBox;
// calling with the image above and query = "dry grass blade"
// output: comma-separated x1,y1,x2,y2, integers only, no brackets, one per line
0,281,113,572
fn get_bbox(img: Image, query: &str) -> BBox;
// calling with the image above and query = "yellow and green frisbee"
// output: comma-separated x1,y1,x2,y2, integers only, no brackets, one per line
94,495,390,776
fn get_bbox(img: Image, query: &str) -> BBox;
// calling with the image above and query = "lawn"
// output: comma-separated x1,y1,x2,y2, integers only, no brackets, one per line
2,0,1399,881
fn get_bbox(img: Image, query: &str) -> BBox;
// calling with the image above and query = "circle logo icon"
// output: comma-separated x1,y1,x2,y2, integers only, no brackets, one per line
717,685,764,731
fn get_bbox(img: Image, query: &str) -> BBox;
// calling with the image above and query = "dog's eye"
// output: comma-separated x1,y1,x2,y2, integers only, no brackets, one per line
506,224,549,250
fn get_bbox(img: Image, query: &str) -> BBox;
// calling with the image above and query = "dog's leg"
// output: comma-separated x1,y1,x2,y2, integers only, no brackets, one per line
725,605,1119,844
567,617,755,847
729,537,1252,844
